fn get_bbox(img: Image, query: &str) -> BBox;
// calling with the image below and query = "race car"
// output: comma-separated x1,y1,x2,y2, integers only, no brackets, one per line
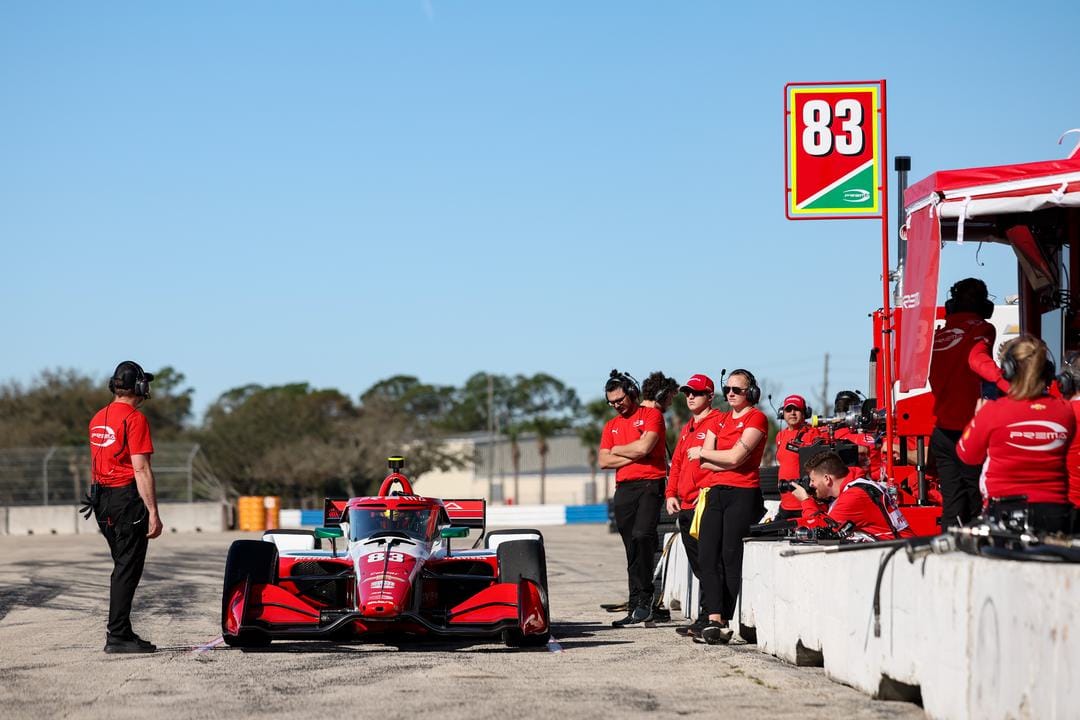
221,457,550,648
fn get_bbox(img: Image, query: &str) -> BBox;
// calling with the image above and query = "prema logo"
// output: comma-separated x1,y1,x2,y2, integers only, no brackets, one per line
934,328,965,352
90,425,116,448
900,292,920,309
843,189,871,203
695,432,706,440
1005,420,1070,451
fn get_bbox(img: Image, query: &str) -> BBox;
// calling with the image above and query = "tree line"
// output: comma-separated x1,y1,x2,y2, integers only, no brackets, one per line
0,368,588,505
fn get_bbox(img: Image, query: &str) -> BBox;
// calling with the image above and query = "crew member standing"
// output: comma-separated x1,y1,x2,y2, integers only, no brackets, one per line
692,369,768,645
1062,353,1080,534
88,361,163,653
929,278,1008,527
774,394,820,520
665,374,720,637
599,369,668,626
957,336,1075,533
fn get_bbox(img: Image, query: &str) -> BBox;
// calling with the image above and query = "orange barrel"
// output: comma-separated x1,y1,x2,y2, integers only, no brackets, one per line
264,496,281,530
237,496,266,531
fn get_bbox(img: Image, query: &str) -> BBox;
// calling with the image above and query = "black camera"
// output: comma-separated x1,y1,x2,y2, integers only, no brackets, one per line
778,476,814,495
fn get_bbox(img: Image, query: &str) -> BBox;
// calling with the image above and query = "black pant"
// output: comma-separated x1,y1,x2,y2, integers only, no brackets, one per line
93,483,150,639
931,427,983,528
612,479,664,609
697,485,763,620
677,509,701,578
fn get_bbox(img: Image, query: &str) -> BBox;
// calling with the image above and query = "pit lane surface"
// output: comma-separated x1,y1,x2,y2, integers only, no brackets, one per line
0,525,923,719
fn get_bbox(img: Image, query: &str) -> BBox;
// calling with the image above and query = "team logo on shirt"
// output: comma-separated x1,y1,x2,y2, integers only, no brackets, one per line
1004,420,1070,451
934,328,966,352
633,420,645,427
695,432,706,440
90,425,117,448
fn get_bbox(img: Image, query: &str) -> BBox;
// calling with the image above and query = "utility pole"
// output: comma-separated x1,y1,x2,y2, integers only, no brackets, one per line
487,374,495,503
822,352,830,414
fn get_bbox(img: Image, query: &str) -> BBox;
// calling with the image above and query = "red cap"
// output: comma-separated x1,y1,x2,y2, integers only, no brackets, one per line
782,394,807,411
680,374,714,394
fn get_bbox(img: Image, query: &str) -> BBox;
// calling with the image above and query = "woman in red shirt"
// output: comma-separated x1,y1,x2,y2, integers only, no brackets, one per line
774,394,820,520
957,335,1075,533
688,369,768,644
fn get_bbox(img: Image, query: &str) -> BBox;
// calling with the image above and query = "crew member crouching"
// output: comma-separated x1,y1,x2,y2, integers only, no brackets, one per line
789,451,915,541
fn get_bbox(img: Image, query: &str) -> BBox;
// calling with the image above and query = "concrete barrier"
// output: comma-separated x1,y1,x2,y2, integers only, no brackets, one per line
162,502,227,533
738,540,1080,720
487,504,567,527
7,505,78,535
0,506,7,535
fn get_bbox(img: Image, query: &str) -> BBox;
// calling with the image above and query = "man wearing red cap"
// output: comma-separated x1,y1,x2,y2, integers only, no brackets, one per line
665,374,721,637
773,394,821,520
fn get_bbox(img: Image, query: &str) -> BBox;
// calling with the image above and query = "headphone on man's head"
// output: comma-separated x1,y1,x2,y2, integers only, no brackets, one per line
1000,342,1055,385
944,278,994,320
108,360,153,399
727,368,761,405
605,369,640,401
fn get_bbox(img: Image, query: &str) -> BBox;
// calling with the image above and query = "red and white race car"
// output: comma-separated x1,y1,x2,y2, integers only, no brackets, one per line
221,457,550,648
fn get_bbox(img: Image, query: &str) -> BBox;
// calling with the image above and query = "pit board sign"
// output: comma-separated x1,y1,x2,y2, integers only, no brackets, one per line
785,82,882,219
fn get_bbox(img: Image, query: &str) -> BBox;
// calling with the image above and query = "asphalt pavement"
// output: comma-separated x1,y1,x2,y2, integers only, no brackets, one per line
0,524,924,719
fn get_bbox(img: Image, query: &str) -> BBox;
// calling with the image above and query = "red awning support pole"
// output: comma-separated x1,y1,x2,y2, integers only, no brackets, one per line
878,79,896,484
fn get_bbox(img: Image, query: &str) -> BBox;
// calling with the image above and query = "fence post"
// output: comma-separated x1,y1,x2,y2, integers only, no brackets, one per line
186,444,200,503
42,446,57,506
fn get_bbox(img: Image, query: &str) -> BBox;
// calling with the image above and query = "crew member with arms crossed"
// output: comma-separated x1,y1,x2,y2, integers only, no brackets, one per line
87,361,163,653
665,374,721,637
790,450,914,540
599,369,668,626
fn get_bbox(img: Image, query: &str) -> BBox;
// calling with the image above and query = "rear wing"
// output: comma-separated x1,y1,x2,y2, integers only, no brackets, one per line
323,498,348,526
443,499,486,547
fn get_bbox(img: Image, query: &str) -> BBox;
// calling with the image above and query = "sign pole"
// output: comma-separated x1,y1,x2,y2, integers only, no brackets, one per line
878,80,896,484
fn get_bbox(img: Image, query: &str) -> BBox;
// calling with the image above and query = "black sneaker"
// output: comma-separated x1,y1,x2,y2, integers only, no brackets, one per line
650,607,671,623
701,621,733,645
104,634,157,654
611,606,651,627
675,617,708,637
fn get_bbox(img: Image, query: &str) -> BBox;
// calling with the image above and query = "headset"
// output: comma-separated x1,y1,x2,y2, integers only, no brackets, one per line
1057,352,1080,398
605,369,640,402
1000,340,1055,386
944,278,994,320
726,368,761,405
108,360,154,399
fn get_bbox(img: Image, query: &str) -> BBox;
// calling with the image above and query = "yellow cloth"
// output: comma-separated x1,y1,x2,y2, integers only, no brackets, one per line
688,487,710,539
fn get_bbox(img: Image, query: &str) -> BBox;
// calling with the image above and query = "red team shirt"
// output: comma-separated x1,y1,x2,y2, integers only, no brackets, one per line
666,410,722,510
89,402,154,487
703,408,769,489
1069,399,1080,508
775,424,821,510
956,395,1074,505
929,312,997,431
832,427,882,480
600,405,668,482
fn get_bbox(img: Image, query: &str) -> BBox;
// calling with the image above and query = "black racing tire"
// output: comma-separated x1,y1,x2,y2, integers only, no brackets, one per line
221,540,278,648
498,539,550,647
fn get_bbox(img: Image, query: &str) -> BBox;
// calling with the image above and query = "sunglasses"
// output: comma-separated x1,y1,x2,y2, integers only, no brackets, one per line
784,405,803,413
684,390,710,398
722,386,747,396
607,395,629,407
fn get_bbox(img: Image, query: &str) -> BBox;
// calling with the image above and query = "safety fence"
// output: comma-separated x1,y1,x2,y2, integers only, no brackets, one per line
0,443,224,505
279,503,610,529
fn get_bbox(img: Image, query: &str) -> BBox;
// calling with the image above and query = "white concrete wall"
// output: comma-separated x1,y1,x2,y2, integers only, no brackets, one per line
486,504,566,527
738,540,1080,720
2,502,227,535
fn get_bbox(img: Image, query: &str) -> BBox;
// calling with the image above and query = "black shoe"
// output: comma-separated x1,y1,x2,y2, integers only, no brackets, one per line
651,607,671,623
701,621,733,645
611,606,651,627
675,617,708,637
104,634,157,654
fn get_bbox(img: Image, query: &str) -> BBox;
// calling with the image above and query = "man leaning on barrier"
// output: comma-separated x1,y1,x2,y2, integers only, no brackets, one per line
789,451,915,541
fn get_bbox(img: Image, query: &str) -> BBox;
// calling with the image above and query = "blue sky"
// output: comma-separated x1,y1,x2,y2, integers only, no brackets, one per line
3,1,1078,418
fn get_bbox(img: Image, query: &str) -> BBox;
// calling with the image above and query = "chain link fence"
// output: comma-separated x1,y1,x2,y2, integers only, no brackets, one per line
0,443,224,506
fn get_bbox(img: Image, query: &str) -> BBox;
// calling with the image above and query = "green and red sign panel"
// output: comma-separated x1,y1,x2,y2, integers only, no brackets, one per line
785,82,882,219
